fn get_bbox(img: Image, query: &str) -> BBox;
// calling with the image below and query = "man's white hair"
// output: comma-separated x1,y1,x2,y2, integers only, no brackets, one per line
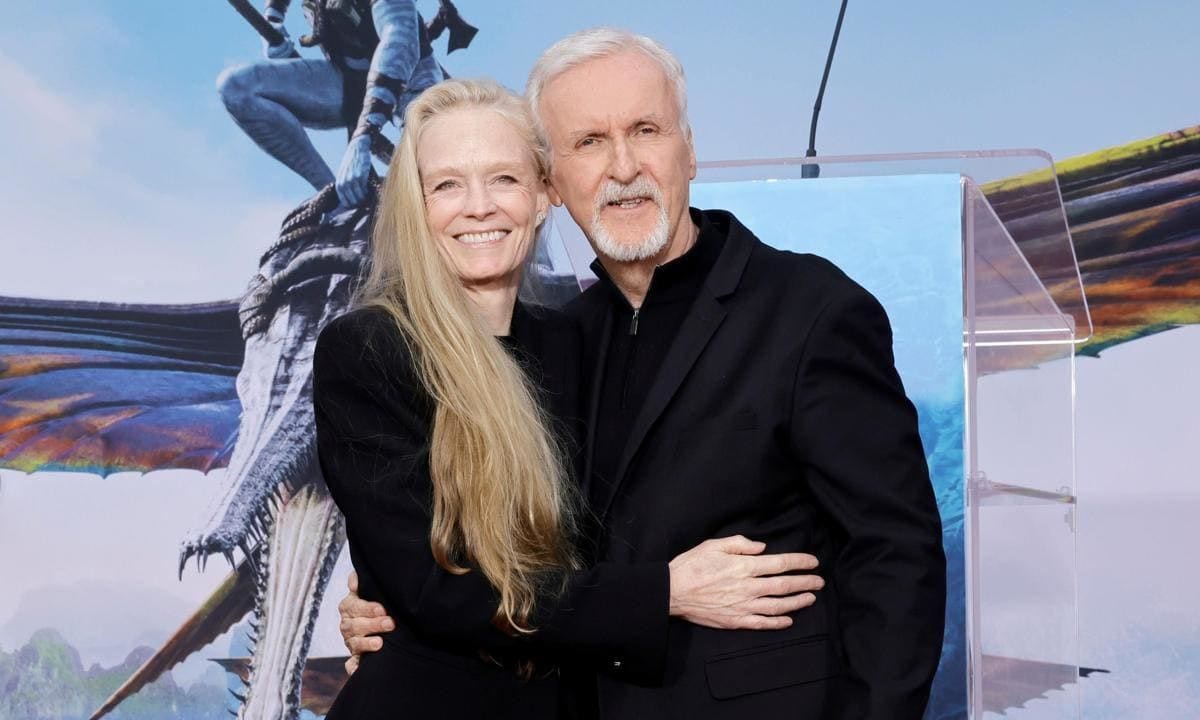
526,27,690,151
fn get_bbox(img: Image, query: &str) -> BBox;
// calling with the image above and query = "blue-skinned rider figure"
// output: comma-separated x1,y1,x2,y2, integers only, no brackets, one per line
218,0,466,207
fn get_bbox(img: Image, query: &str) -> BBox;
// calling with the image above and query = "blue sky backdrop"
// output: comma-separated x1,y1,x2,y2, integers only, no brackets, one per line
1,0,1196,301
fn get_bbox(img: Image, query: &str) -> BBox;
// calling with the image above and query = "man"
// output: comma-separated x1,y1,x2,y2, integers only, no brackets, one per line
217,0,457,207
341,27,946,719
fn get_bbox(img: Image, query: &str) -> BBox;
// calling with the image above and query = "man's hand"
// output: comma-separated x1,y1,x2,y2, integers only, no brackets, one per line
668,535,824,630
338,571,393,675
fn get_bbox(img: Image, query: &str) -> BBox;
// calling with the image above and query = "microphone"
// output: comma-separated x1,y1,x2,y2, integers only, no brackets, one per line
803,0,849,179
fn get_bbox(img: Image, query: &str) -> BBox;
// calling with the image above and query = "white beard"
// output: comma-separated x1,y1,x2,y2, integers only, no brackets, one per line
589,177,671,262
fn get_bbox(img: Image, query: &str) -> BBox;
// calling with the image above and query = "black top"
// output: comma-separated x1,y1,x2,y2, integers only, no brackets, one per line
587,208,723,513
312,302,670,720
564,208,945,719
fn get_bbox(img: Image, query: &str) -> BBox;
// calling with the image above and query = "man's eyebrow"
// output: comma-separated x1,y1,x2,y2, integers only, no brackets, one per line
631,114,667,126
565,127,606,143
563,115,670,144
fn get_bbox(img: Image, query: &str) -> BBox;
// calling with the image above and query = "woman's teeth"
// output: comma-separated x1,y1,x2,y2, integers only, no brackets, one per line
456,230,507,245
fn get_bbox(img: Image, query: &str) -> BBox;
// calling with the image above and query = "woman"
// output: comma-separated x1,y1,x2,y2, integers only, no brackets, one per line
313,79,817,719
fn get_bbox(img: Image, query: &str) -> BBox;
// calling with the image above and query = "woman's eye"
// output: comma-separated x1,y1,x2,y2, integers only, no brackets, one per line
432,180,457,192
495,175,518,184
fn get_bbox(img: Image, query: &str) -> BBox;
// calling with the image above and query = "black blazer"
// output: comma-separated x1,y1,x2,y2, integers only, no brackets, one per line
312,303,669,720
569,210,946,720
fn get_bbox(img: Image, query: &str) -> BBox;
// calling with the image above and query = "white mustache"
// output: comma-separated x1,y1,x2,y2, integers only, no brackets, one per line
595,176,664,208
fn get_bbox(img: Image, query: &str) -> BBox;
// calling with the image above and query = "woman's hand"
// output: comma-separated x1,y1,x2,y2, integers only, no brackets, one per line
668,535,824,630
338,571,393,675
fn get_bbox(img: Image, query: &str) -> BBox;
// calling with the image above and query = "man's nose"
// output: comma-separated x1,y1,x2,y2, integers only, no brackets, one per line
607,137,639,184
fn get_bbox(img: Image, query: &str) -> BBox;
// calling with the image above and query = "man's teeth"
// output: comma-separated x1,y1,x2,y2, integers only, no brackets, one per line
456,230,507,244
610,198,646,209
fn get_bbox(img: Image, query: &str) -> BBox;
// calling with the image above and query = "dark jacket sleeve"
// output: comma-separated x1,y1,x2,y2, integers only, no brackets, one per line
788,285,947,719
312,313,669,678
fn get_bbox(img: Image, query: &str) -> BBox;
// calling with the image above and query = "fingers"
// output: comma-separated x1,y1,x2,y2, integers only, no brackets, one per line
744,552,819,576
338,595,384,620
347,570,359,593
753,573,825,597
708,535,766,555
346,635,384,655
722,592,818,630
339,613,393,640
344,655,359,676
727,613,794,631
743,592,818,617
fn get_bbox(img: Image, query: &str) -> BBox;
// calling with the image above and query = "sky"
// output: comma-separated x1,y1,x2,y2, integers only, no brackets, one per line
1,0,1197,302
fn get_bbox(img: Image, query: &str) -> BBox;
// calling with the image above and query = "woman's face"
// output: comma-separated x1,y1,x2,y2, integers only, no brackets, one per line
418,108,549,292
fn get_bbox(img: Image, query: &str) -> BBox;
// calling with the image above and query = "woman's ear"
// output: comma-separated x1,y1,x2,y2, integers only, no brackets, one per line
536,182,551,225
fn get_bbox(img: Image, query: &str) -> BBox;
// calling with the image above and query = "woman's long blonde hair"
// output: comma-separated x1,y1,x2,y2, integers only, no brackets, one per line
357,78,578,634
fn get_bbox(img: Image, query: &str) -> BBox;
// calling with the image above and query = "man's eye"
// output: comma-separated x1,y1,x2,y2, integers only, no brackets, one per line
637,125,658,135
577,137,598,148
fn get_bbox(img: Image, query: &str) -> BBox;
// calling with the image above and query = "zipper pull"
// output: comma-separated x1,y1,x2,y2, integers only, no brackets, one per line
629,307,640,335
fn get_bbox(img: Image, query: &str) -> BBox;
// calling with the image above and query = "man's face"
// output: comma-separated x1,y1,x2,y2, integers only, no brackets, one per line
537,49,697,264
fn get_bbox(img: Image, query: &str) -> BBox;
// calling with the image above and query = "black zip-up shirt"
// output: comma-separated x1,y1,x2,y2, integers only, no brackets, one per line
588,208,724,513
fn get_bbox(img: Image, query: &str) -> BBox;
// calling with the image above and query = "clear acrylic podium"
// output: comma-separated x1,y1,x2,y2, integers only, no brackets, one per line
538,150,1091,720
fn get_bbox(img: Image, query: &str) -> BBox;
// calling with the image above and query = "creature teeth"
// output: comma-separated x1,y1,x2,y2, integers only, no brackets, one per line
178,549,192,581
239,540,261,577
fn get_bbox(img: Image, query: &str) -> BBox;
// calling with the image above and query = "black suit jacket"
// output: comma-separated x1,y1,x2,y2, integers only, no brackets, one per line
569,210,946,719
312,303,669,720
